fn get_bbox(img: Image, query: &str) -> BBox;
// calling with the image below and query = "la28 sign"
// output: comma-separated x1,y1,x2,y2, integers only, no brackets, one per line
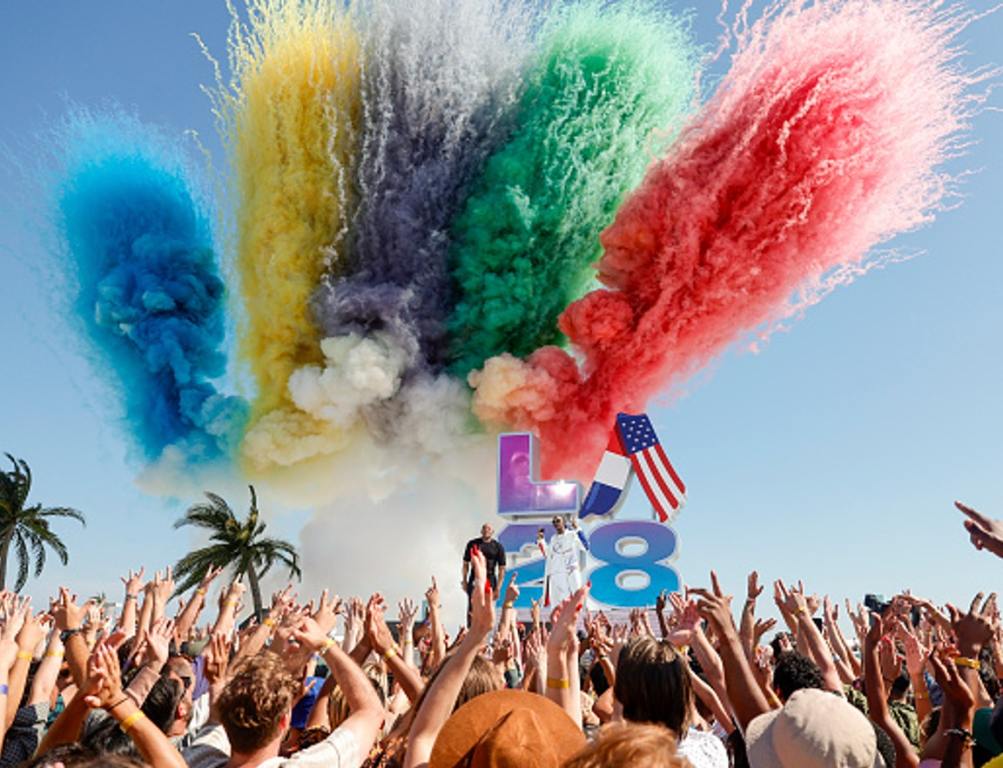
495,433,680,610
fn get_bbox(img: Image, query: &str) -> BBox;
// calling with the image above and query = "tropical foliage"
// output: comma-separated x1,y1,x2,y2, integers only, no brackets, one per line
174,485,300,619
0,453,86,591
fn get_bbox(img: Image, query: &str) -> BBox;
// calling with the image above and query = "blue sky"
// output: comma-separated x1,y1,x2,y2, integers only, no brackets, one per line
1,1,1001,621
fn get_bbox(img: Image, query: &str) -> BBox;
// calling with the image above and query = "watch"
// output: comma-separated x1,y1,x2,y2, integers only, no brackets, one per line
59,628,82,643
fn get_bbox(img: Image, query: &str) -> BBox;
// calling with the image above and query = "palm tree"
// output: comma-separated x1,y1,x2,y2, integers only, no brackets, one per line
0,453,86,592
173,485,300,620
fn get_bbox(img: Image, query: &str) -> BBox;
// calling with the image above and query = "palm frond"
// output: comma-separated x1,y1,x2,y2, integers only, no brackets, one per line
13,531,29,592
38,506,85,525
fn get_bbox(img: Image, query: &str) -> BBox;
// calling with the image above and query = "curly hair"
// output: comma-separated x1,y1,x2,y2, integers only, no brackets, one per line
614,636,693,737
563,723,687,768
217,652,301,753
772,652,824,702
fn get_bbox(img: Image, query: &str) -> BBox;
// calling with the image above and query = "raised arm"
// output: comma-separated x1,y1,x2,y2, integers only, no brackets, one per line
117,568,145,636
863,615,919,768
405,548,495,768
210,580,244,636
294,616,384,757
782,583,842,694
85,642,187,768
690,574,771,732
174,565,222,643
425,577,446,671
545,585,589,727
740,571,763,659
365,594,424,703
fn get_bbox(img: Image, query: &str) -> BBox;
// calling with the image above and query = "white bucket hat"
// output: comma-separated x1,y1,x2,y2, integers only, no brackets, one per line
746,689,885,768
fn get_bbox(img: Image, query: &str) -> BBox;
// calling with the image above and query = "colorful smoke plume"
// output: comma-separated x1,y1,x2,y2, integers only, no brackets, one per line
204,0,363,470
45,0,993,495
470,0,990,478
54,110,247,462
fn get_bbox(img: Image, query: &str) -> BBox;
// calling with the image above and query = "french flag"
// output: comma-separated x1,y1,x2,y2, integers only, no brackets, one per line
578,430,631,519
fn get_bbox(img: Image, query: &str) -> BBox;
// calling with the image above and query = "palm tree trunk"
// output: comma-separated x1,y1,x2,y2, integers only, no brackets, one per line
246,565,264,623
0,530,11,591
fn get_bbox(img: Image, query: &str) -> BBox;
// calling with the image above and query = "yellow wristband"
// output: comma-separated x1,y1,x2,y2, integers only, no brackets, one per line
502,602,514,609
263,617,276,628
546,677,570,689
384,646,399,661
954,656,980,670
120,710,146,732
320,637,335,654
16,651,32,661
45,651,64,658
196,588,207,596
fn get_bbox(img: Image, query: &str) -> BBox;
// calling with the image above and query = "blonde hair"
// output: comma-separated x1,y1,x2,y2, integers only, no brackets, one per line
563,723,690,768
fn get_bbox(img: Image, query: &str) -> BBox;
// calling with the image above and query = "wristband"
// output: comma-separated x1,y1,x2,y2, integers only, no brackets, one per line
320,637,336,654
45,651,64,658
263,617,276,628
0,684,8,696
225,599,237,607
16,651,32,661
945,728,974,745
124,594,138,602
546,677,570,689
954,656,980,670
383,646,399,661
120,710,145,732
108,696,130,711
196,588,207,596
502,602,514,609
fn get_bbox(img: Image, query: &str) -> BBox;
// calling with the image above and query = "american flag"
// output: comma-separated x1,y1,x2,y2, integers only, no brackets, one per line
615,413,686,522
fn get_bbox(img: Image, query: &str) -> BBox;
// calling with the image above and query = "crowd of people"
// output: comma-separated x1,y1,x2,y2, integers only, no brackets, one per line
0,500,998,768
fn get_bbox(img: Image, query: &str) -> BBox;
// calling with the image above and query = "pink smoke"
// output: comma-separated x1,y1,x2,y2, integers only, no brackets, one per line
470,0,991,479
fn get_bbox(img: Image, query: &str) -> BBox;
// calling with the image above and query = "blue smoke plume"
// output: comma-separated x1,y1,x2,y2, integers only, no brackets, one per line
56,111,247,462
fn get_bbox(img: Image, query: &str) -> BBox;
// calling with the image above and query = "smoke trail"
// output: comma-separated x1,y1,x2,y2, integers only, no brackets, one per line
470,0,990,478
294,0,532,444
444,0,698,379
55,110,247,462
203,0,363,470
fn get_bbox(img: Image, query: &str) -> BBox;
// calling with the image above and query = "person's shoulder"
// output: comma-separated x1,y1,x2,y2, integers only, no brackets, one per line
678,728,728,767
282,724,359,767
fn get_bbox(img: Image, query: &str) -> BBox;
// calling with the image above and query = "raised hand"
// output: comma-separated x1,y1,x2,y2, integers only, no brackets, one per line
467,548,496,640
504,574,520,605
897,621,927,678
747,571,764,601
929,646,975,713
121,567,145,597
364,594,396,656
199,565,224,591
547,584,589,655
956,500,1003,559
292,616,333,652
203,632,232,689
425,577,441,610
947,592,996,657
313,589,341,634
691,573,737,639
753,617,777,645
141,617,174,670
52,589,90,632
83,641,124,709
17,608,48,657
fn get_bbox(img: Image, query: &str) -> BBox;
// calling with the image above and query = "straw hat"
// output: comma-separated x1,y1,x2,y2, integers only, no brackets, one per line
429,689,586,768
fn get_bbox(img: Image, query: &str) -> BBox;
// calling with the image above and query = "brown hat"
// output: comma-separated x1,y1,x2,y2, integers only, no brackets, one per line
429,689,586,768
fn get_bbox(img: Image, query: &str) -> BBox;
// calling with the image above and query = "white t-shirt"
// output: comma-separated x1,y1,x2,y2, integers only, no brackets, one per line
677,727,728,768
183,723,360,768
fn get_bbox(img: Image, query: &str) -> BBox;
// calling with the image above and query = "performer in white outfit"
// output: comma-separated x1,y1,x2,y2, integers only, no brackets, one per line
537,515,588,606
